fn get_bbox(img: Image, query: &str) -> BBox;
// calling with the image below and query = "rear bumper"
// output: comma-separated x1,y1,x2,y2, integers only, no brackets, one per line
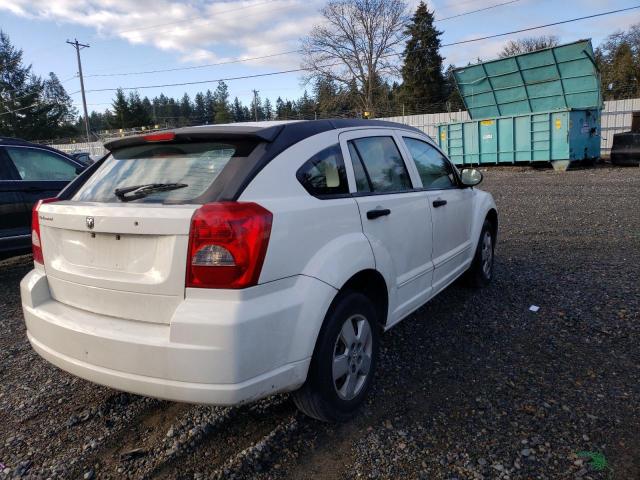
21,269,336,405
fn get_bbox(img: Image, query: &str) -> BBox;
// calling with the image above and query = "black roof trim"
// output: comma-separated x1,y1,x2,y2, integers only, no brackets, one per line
103,119,424,152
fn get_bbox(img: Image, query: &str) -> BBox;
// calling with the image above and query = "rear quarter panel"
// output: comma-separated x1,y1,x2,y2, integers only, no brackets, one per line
238,129,375,289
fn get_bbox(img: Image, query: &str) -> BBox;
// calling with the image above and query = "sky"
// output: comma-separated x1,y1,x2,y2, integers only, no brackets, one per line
0,0,638,116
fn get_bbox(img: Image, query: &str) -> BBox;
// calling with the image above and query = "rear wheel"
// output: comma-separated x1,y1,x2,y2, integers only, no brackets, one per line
293,292,379,422
465,219,495,287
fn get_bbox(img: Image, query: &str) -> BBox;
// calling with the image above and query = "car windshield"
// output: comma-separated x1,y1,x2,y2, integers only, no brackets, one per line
72,142,249,203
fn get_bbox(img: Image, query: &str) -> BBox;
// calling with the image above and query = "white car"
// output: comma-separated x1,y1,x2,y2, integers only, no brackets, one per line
21,120,497,422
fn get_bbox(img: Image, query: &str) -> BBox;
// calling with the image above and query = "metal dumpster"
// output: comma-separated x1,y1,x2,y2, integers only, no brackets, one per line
438,109,599,166
437,39,602,170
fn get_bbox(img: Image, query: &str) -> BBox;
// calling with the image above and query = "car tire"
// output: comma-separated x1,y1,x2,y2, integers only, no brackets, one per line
465,219,495,288
293,292,380,422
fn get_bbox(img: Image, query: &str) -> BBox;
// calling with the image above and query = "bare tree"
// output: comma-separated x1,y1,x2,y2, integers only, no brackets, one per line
498,35,560,58
301,0,409,116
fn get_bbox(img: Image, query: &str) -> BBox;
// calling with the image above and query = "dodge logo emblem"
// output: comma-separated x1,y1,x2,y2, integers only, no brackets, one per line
86,216,95,230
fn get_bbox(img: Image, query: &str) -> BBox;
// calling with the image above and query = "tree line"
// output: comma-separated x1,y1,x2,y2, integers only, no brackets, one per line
1,0,639,141
0,32,77,140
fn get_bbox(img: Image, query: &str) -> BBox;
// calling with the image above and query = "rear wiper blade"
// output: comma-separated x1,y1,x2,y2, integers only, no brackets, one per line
114,183,188,201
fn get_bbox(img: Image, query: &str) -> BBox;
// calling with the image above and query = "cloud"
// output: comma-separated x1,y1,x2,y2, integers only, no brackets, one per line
0,0,324,68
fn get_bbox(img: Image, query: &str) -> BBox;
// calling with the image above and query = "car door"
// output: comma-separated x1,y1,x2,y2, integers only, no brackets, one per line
399,134,474,293
340,129,434,326
3,146,81,232
0,148,30,253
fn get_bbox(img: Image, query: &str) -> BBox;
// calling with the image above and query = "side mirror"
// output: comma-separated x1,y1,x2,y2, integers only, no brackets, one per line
460,168,483,187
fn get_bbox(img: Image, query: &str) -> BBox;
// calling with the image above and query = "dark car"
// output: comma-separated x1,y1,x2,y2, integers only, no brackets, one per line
0,138,86,257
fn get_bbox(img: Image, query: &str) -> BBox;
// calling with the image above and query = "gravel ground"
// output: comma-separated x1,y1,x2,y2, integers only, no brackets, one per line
1,166,638,480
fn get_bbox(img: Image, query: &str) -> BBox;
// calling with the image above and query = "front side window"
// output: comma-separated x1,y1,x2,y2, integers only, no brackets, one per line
348,136,412,193
403,137,456,190
296,144,348,197
73,141,254,203
5,147,77,181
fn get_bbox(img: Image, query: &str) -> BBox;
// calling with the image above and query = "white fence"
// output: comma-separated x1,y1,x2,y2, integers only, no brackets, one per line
48,141,107,157
379,111,471,139
600,98,640,155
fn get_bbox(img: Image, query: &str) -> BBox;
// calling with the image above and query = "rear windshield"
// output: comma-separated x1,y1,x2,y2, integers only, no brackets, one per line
72,142,252,203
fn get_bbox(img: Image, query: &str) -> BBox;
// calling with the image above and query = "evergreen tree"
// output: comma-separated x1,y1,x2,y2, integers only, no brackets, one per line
153,94,169,126
242,105,252,121
141,96,154,124
313,77,343,118
167,98,180,127
128,91,151,128
213,82,232,123
0,31,39,137
263,98,273,120
204,89,216,123
275,97,287,119
37,72,78,138
193,92,207,124
400,2,447,113
232,97,245,122
250,90,263,121
0,32,77,139
111,88,130,129
296,91,316,119
179,93,193,125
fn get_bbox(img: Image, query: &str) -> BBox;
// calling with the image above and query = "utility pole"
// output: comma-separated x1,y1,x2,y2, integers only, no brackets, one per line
67,39,91,142
252,89,259,122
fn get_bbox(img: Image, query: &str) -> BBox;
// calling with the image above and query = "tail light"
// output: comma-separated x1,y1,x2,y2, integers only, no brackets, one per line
32,198,59,265
186,202,272,289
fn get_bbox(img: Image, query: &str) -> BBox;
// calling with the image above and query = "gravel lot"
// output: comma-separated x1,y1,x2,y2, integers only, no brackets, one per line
1,166,638,479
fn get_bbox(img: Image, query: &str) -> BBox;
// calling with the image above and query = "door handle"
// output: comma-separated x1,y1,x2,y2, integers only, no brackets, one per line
367,208,391,220
432,199,447,208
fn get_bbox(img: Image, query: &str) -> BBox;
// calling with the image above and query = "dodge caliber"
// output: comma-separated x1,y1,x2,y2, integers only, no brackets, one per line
21,120,497,421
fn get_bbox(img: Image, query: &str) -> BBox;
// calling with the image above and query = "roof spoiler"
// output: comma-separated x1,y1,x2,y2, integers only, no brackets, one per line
104,124,285,151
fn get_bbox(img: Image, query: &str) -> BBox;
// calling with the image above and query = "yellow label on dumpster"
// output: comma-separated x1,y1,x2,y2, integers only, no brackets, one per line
555,119,562,129
440,131,446,140
480,120,494,126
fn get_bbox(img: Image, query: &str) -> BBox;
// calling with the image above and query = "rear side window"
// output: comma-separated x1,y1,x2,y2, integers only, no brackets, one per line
348,136,412,193
296,144,348,197
72,142,252,203
5,147,77,181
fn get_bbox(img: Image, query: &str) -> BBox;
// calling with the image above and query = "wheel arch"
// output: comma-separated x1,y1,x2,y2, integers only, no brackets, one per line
337,269,389,329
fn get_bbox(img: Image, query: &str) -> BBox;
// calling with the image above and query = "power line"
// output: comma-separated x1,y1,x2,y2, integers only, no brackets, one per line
84,68,305,92
438,5,640,47
81,6,640,94
436,0,522,22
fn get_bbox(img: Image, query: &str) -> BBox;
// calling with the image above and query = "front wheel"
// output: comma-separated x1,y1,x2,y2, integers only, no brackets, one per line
293,292,380,422
465,219,495,287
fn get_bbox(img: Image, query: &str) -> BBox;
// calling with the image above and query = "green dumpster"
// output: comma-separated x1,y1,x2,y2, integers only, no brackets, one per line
437,39,602,169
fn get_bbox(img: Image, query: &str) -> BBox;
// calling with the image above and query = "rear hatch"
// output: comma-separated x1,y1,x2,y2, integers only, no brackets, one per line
38,136,261,324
